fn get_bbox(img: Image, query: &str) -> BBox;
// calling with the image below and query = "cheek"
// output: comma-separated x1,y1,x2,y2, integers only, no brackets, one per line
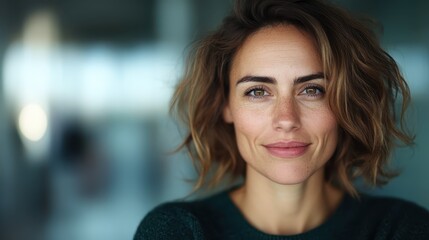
232,107,269,139
305,108,339,157
318,115,337,135
303,106,338,147
320,109,338,135
303,105,337,133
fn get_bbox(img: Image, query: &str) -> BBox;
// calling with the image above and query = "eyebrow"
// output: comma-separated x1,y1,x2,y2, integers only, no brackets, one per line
235,72,325,86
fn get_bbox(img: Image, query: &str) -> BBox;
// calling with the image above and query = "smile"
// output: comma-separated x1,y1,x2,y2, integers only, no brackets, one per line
263,141,311,158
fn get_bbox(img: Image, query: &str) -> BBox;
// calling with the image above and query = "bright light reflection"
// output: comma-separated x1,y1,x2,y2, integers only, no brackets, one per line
18,104,48,142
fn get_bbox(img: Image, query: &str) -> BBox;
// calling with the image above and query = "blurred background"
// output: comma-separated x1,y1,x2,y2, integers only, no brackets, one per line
0,0,427,239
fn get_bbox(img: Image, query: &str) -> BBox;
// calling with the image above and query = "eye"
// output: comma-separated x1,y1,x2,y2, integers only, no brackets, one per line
245,86,270,98
299,85,325,97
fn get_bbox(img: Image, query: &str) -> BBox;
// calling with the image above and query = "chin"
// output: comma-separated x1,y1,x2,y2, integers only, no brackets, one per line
268,173,312,185
265,164,321,185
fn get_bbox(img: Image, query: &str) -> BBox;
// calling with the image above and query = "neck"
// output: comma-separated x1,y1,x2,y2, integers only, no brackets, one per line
230,168,343,235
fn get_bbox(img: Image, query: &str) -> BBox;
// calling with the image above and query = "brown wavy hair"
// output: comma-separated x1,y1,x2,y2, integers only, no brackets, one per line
171,0,413,196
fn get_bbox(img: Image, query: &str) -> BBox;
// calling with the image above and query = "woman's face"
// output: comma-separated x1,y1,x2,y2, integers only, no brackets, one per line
223,25,338,185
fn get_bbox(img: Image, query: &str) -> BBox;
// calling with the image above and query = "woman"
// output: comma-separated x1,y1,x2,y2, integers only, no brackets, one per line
135,0,429,239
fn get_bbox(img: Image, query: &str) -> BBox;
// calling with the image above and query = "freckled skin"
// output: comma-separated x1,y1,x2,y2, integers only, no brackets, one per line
223,25,338,185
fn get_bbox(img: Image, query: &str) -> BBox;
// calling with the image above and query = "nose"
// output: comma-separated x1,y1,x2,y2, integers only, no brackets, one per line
272,96,301,132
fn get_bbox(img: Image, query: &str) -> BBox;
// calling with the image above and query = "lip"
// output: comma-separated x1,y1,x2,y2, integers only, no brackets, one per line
263,141,311,158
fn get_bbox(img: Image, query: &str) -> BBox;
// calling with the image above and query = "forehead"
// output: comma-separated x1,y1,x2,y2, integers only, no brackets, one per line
230,25,321,79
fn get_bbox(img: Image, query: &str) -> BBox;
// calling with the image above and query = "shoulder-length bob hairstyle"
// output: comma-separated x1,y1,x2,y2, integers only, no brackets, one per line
171,0,413,196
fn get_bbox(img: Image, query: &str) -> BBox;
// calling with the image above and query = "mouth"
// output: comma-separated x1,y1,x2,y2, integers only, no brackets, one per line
263,141,311,158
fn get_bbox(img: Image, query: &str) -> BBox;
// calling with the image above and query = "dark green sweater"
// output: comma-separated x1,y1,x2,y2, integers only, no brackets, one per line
134,189,429,240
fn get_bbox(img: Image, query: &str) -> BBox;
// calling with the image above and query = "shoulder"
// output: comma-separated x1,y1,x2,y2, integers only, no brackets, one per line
133,191,229,240
354,194,429,239
359,194,429,219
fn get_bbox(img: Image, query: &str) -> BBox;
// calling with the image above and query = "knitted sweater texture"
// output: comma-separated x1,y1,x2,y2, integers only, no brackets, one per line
134,190,429,240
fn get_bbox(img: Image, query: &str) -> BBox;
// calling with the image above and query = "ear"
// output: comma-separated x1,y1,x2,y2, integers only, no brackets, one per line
222,103,233,123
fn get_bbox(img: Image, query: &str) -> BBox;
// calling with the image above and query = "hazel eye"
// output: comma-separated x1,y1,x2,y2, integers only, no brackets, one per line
304,88,318,95
300,85,325,97
245,87,270,98
250,89,268,97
